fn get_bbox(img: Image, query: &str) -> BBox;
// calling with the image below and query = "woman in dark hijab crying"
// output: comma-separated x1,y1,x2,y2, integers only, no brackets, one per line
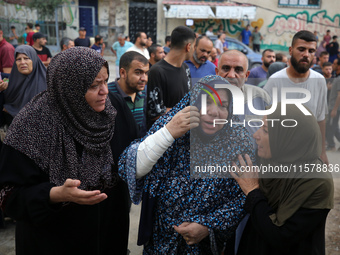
231,104,334,255
0,47,138,254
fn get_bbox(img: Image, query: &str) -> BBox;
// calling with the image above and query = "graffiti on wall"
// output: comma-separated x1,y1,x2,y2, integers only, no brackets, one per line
264,10,340,51
191,10,340,52
192,18,264,38
192,19,241,36
0,3,37,23
268,10,340,36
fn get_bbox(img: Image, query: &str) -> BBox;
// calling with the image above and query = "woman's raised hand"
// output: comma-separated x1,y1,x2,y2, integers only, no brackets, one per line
49,179,107,205
166,106,200,139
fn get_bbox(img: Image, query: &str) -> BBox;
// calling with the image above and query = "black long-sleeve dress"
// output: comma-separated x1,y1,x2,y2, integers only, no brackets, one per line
237,189,330,255
0,92,138,255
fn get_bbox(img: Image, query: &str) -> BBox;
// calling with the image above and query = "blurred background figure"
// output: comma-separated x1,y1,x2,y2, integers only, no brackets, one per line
32,32,52,67
146,36,153,48
91,35,105,57
313,51,329,74
8,26,18,49
148,44,165,68
3,45,46,125
251,26,263,53
209,47,218,67
60,37,75,51
126,31,150,59
240,24,251,46
0,25,15,75
205,26,214,36
275,53,288,64
33,23,40,33
111,33,133,78
163,35,171,55
323,29,331,45
74,27,91,47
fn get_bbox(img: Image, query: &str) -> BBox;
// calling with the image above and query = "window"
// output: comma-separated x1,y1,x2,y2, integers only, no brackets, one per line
278,0,320,8
226,40,245,52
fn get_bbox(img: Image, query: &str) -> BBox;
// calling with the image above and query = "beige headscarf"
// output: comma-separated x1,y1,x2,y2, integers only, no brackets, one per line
259,104,334,226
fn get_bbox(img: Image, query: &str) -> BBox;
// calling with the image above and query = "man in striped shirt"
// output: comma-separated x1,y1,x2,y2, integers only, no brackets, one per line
108,51,149,137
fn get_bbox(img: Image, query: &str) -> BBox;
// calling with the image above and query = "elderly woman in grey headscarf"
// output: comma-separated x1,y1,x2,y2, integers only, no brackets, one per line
3,45,46,125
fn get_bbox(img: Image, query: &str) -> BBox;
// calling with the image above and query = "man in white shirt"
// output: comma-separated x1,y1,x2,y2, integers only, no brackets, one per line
264,30,329,165
214,33,225,58
126,32,150,60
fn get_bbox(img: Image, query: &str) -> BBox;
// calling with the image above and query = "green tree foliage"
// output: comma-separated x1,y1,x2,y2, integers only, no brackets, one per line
27,0,64,19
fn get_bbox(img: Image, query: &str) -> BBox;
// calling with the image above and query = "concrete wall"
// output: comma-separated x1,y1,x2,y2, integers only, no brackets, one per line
157,0,340,51
0,0,79,42
98,0,129,31
0,0,130,45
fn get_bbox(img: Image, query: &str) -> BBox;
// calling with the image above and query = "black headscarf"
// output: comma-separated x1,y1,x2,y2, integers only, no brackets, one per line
4,47,117,190
4,45,47,117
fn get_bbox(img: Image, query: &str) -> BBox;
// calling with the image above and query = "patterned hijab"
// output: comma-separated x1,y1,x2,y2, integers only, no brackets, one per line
120,75,254,202
4,45,47,117
5,47,117,190
260,104,334,226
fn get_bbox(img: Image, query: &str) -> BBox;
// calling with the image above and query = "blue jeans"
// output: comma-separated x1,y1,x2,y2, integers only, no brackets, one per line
326,110,340,148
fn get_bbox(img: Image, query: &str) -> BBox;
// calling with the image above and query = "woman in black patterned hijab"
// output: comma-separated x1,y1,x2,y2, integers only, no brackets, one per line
0,47,138,254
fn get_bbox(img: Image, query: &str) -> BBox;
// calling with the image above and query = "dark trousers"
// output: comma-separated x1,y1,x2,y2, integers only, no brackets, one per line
326,110,340,148
253,44,260,52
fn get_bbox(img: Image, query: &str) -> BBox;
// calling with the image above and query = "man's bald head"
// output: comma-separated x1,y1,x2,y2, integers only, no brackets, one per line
215,50,250,89
218,50,249,71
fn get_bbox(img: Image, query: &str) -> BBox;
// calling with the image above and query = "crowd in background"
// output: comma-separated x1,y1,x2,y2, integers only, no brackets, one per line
0,22,337,255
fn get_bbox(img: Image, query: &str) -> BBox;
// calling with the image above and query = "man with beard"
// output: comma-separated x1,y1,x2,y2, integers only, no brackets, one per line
126,32,150,60
147,26,195,128
185,36,215,80
32,32,52,67
148,44,165,68
91,35,106,57
248,49,276,86
215,50,271,146
264,30,329,165
108,51,149,137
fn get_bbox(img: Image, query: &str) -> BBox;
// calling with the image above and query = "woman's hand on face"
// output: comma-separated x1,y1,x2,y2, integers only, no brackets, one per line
50,179,107,205
173,222,209,245
231,154,259,196
166,106,200,139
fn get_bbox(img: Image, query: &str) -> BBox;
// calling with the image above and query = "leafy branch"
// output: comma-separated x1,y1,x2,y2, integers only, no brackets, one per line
27,0,64,19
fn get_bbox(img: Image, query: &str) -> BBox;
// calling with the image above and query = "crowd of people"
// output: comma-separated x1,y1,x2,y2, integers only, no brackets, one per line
0,22,336,255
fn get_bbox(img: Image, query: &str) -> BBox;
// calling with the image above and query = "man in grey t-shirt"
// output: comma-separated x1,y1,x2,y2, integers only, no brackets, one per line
251,26,262,52
264,30,329,165
9,26,18,48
